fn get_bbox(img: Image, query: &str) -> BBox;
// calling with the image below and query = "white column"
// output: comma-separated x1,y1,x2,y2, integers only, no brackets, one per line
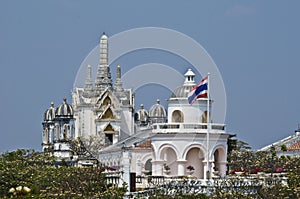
121,150,131,192
136,161,142,176
203,161,212,179
151,160,164,176
218,161,227,177
177,160,187,176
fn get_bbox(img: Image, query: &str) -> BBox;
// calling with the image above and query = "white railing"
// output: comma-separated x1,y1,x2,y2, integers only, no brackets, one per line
129,175,288,198
152,123,225,133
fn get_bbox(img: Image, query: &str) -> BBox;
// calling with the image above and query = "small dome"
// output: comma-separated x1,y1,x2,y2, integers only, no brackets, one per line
55,98,74,118
149,99,167,123
134,104,149,125
44,102,55,121
171,69,197,98
170,85,194,98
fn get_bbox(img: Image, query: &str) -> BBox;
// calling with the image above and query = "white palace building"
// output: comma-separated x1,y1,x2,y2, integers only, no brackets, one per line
42,33,230,189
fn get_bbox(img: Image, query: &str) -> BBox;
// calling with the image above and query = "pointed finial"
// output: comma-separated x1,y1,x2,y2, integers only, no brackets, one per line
51,102,54,107
63,98,67,103
157,99,160,104
140,104,144,109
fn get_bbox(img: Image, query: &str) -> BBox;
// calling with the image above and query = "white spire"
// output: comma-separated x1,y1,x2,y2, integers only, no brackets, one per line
85,64,93,89
100,32,108,65
95,32,112,90
114,64,123,92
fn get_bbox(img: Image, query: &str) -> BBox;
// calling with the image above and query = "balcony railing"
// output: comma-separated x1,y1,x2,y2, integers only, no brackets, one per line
152,123,225,133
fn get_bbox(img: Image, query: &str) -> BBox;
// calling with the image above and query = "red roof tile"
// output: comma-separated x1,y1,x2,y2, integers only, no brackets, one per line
287,141,300,150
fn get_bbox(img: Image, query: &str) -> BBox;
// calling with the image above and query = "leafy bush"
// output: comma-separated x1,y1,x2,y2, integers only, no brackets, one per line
0,149,126,198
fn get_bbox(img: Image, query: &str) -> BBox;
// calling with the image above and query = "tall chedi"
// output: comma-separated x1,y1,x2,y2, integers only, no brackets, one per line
95,32,112,91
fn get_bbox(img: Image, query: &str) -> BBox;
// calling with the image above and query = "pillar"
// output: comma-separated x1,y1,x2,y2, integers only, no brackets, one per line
203,161,212,179
151,160,164,176
177,160,187,176
136,160,142,176
218,161,227,177
121,150,131,192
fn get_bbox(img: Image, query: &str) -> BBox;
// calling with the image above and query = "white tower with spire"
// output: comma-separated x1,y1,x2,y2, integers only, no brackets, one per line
72,33,134,144
95,32,112,91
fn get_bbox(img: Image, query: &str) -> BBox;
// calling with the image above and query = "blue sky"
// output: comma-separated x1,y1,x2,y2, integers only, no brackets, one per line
1,1,300,151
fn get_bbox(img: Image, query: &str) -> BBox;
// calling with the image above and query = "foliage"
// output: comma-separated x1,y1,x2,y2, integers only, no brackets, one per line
77,135,106,157
0,149,126,198
187,165,195,171
226,142,300,198
281,144,287,151
163,164,170,171
148,179,209,199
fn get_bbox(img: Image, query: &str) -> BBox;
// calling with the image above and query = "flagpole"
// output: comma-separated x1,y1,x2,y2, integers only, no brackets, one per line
206,73,210,179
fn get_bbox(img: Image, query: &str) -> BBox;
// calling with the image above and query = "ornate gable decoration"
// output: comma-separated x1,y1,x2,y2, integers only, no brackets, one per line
95,90,120,120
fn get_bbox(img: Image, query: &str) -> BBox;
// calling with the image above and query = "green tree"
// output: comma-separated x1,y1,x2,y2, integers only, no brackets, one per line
0,149,126,198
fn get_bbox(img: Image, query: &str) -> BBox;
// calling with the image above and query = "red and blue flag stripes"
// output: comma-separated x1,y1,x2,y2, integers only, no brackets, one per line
188,76,208,104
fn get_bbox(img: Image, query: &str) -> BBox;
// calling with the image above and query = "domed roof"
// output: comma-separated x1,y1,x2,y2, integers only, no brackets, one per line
44,102,55,121
170,69,196,98
135,104,148,123
170,85,194,98
55,98,74,118
149,99,166,118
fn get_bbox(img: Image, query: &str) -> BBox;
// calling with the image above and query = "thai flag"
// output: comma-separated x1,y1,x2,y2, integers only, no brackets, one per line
188,76,208,104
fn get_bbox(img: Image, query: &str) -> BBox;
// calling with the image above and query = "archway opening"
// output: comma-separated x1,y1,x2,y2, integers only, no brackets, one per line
186,147,205,179
160,147,178,176
172,110,184,123
144,159,152,175
212,147,226,177
201,111,208,123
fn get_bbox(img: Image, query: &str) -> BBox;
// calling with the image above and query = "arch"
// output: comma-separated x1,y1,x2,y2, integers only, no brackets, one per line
210,145,227,176
43,128,49,144
141,153,153,163
210,144,227,162
182,143,206,160
159,146,178,175
151,143,157,160
157,143,180,160
172,110,184,123
63,124,68,139
185,147,205,178
55,124,60,141
201,111,208,123
144,159,152,174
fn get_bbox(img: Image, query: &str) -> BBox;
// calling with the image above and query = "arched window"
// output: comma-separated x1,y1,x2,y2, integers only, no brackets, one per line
145,159,152,174
201,111,208,123
172,110,184,123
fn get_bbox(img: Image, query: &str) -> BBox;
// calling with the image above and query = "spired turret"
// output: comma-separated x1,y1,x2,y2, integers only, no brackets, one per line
44,102,55,122
55,98,74,118
114,64,123,92
135,104,149,126
95,32,112,90
84,64,93,89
